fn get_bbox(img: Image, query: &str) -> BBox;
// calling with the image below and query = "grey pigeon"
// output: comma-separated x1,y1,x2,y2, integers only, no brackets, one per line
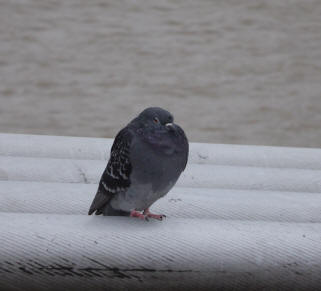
88,107,189,220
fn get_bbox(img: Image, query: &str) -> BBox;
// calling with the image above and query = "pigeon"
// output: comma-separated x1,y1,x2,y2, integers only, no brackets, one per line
88,107,189,220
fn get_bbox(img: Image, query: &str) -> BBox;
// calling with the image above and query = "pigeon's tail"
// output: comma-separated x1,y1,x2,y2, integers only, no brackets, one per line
88,186,130,216
88,206,103,215
88,183,111,215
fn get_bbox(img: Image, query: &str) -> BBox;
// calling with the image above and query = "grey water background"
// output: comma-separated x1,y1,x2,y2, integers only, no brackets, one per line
0,0,320,147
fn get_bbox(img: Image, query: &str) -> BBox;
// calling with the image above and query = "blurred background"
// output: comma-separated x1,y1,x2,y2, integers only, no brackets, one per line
0,0,320,147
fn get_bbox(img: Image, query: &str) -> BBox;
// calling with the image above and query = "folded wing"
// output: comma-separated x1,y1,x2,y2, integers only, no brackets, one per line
88,127,133,215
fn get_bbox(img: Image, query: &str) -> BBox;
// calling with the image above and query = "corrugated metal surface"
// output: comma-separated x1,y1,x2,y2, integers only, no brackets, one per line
0,133,321,291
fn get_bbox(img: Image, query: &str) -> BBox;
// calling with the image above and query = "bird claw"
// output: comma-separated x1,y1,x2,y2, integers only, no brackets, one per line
130,210,166,221
130,210,149,221
148,213,166,221
143,209,166,221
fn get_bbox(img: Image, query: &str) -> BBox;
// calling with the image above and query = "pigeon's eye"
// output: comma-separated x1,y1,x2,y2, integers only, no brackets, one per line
153,117,159,123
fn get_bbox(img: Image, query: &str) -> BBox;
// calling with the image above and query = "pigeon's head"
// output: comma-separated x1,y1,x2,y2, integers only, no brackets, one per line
134,107,175,131
132,107,188,157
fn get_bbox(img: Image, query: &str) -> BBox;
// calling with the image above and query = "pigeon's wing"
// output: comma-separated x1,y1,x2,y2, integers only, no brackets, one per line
88,127,133,215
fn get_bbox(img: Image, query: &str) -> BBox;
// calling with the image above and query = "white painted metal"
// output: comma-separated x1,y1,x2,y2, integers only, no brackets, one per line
1,133,321,169
1,181,321,223
1,156,321,193
0,133,321,290
1,213,321,291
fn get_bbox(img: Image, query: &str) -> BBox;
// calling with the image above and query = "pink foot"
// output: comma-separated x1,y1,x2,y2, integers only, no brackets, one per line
143,208,166,221
130,210,148,221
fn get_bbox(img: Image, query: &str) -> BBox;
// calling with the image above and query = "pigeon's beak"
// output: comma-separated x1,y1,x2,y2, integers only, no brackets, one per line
165,123,175,131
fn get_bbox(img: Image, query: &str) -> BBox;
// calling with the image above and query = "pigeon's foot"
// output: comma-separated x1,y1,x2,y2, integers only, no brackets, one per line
130,210,148,221
143,208,166,221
